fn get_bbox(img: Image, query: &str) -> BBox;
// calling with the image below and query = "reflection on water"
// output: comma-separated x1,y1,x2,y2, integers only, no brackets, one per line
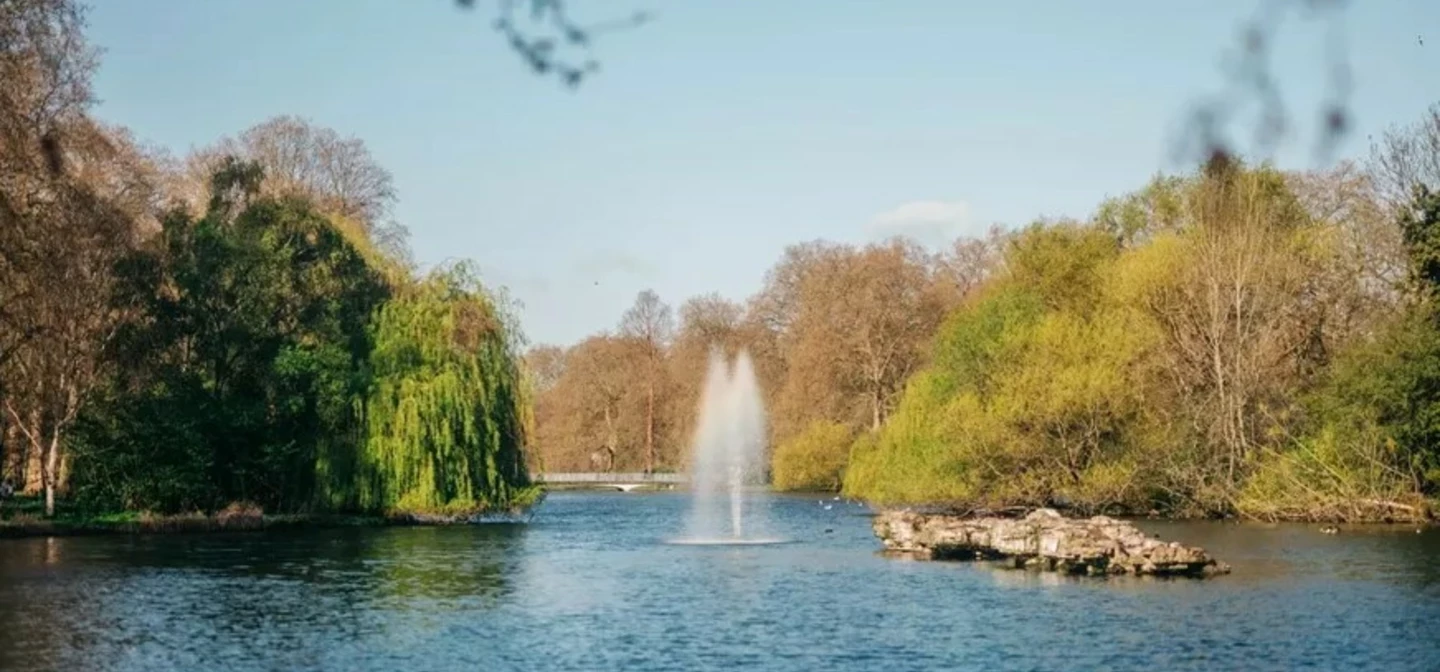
0,525,526,671
1,492,1437,672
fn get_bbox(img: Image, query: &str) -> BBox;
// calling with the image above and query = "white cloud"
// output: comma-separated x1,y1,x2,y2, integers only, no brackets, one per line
867,200,972,247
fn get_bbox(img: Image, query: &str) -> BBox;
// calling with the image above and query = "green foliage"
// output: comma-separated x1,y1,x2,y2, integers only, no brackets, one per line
848,167,1440,520
1003,221,1119,313
845,224,1153,512
771,420,853,491
1093,175,1187,245
1318,314,1440,489
844,284,1045,504
1240,311,1440,521
68,162,536,517
71,184,388,512
980,307,1154,510
68,380,218,512
353,263,534,515
329,214,413,288
1240,185,1440,520
1400,184,1440,300
928,285,1045,398
842,371,980,505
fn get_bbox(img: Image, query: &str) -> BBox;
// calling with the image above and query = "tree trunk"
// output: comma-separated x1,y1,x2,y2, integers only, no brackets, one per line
44,430,59,517
871,385,883,432
24,444,42,493
23,407,42,494
603,402,618,474
1,419,20,486
645,376,655,474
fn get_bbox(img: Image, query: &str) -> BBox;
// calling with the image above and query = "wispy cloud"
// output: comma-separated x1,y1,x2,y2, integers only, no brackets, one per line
867,200,972,247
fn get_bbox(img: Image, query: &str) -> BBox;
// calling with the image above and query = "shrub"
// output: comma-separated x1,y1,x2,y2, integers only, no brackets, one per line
771,420,854,491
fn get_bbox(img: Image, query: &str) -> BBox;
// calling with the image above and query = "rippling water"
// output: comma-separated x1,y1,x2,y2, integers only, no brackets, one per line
1,491,1438,671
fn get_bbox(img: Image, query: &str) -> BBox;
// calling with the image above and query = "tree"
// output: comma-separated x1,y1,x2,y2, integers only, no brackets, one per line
665,293,748,462
618,289,673,473
2,179,133,514
1399,184,1440,302
843,224,1150,511
675,293,744,348
748,241,845,338
781,239,951,434
1369,104,1440,212
358,262,533,515
567,336,643,472
1094,175,1188,247
0,0,96,181
530,332,658,473
1286,162,1407,349
69,163,391,512
0,0,147,513
1240,185,1440,522
172,116,410,261
935,225,1008,299
524,344,567,395
1241,310,1440,521
0,0,95,374
843,285,1047,506
1118,161,1324,512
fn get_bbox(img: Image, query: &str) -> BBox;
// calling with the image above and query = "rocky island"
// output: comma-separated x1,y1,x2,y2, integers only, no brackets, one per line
874,508,1231,578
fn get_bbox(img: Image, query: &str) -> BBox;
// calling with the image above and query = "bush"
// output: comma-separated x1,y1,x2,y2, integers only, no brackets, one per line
1238,312,1440,522
842,372,980,505
68,386,219,513
771,420,854,491
215,501,265,529
1240,429,1430,522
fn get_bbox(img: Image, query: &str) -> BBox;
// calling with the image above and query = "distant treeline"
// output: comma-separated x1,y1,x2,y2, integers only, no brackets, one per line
531,107,1440,523
0,0,534,517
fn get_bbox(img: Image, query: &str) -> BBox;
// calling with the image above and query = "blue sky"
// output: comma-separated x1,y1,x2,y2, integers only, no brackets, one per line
86,1,1440,346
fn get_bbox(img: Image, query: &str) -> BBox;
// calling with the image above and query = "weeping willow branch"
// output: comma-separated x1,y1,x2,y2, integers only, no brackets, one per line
352,262,536,516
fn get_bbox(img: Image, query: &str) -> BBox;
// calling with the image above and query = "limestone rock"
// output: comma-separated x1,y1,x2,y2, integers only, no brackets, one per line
872,508,1230,578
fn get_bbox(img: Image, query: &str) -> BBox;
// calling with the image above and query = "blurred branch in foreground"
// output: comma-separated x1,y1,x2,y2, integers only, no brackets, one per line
455,0,652,88
457,0,1356,168
1176,0,1353,167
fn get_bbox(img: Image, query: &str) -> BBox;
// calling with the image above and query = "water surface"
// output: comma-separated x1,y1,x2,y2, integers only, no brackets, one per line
2,492,1437,671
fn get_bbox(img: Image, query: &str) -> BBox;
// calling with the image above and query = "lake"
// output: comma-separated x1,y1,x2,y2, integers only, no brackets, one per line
1,491,1438,671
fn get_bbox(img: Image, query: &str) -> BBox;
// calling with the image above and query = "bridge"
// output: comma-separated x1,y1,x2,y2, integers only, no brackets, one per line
536,472,689,492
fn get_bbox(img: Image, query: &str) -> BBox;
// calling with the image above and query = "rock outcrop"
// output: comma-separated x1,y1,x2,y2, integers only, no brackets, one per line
873,508,1231,577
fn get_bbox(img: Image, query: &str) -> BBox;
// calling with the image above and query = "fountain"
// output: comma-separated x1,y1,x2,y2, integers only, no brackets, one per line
669,348,784,545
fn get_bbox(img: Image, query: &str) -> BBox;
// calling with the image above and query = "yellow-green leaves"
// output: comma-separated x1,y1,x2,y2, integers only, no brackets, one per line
355,263,534,516
771,420,854,492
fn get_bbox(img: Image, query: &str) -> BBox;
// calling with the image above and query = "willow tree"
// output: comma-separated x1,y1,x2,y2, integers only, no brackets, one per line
357,262,534,515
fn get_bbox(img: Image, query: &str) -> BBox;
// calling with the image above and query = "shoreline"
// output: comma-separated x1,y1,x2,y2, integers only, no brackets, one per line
0,512,543,540
830,499,1437,526
0,513,374,539
2,492,1432,540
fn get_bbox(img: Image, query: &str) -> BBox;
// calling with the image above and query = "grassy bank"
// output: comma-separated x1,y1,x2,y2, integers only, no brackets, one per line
0,490,545,540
